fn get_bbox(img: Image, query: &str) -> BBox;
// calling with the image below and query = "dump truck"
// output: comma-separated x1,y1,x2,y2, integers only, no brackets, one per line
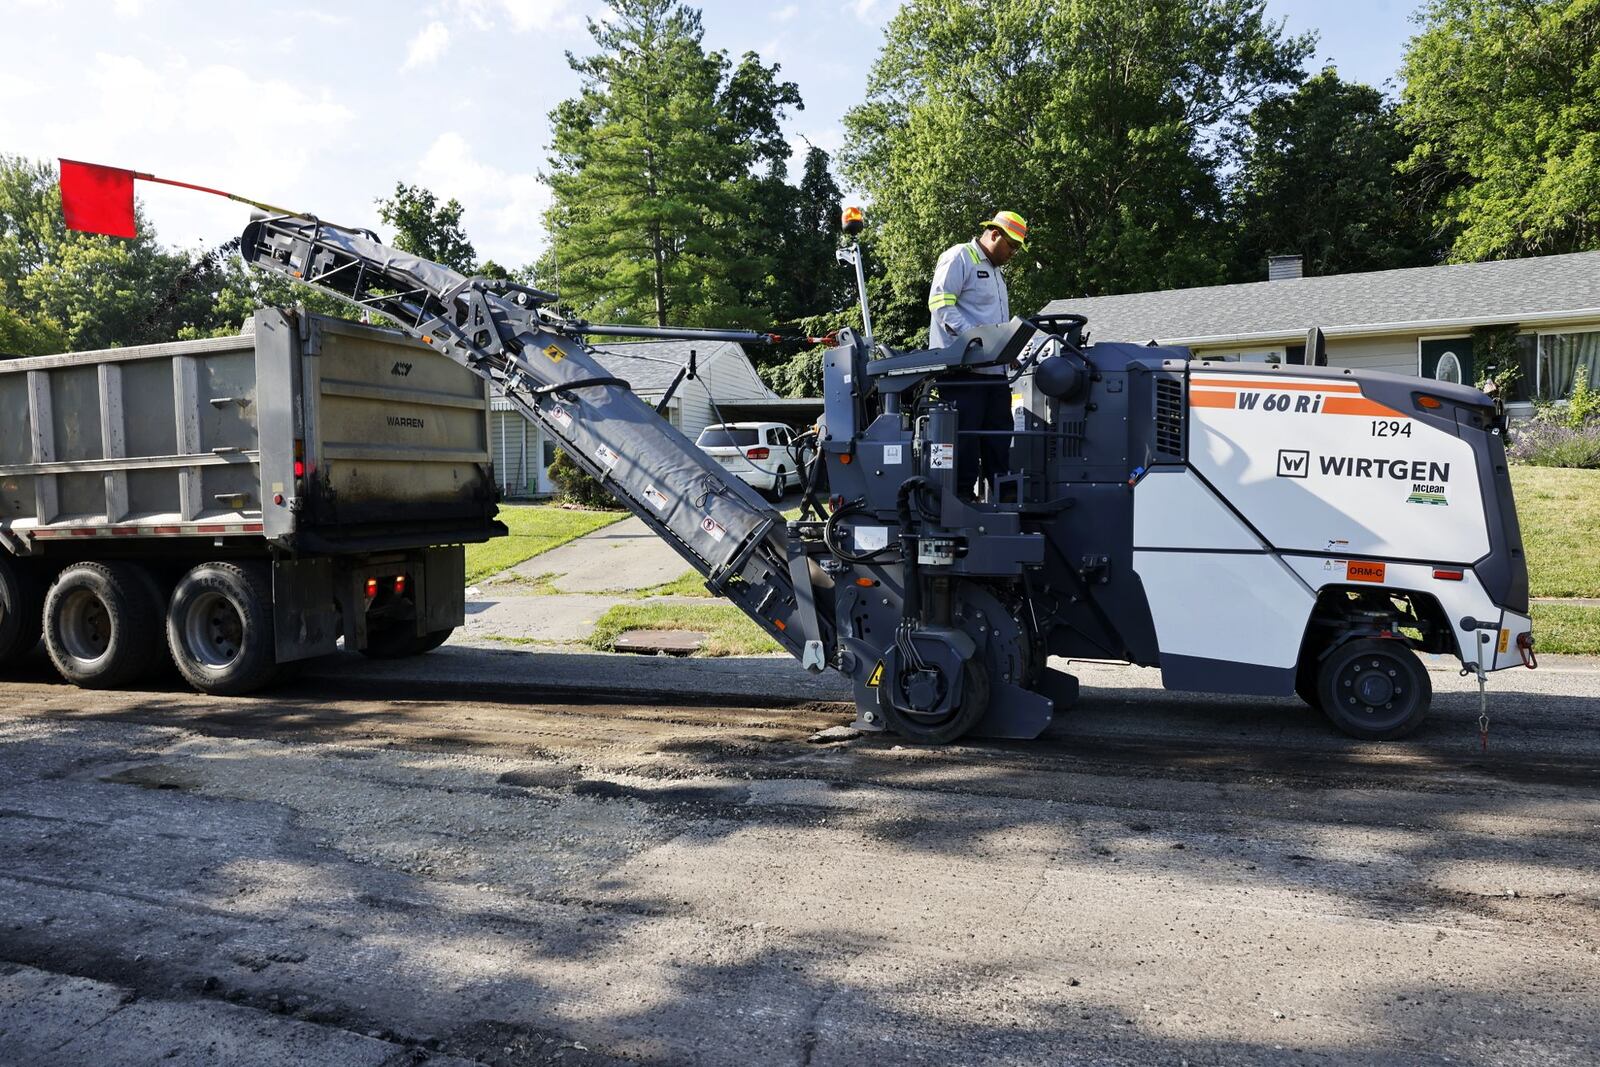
0,310,502,692
225,212,1535,743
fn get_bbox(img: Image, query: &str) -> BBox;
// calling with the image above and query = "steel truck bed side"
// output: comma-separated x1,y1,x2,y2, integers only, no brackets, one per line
0,309,498,552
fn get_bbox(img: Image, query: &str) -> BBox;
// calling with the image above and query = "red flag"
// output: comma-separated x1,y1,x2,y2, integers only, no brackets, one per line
59,159,137,238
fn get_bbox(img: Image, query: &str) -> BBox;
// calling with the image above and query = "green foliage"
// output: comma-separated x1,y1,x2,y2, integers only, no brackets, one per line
546,0,764,328
1229,68,1444,278
546,447,623,509
842,0,1313,344
1399,0,1600,262
1472,324,1526,397
0,154,363,355
545,0,842,343
375,183,478,273
1566,365,1600,427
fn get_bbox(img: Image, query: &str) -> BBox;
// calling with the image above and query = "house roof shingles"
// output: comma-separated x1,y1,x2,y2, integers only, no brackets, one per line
1038,251,1600,345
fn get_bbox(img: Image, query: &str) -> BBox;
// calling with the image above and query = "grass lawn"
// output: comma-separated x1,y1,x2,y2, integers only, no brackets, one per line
464,504,627,584
586,602,783,657
1529,604,1600,656
1511,466,1600,598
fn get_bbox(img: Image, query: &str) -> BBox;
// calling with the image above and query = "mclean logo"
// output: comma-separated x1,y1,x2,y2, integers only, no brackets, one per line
1321,456,1450,482
391,361,413,377
1277,449,1310,478
386,415,424,429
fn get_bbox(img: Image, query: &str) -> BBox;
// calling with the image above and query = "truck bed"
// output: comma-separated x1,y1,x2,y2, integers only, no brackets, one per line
0,309,501,554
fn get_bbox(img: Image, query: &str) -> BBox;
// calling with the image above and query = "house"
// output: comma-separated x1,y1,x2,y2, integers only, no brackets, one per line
1039,251,1600,412
488,339,787,498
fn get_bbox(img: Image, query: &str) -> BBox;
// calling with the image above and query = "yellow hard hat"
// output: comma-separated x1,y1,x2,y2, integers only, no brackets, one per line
980,210,1028,250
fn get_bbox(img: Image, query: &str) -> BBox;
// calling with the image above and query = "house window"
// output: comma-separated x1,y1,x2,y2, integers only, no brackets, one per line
1538,330,1600,401
542,439,556,470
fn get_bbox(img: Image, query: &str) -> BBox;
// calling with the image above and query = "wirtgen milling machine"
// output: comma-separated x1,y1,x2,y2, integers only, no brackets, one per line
240,211,1535,744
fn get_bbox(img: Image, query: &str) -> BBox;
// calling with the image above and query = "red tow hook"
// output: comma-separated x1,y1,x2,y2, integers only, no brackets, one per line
1517,631,1537,669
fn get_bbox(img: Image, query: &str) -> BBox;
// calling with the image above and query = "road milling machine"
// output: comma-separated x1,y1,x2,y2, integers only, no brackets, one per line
239,212,1535,743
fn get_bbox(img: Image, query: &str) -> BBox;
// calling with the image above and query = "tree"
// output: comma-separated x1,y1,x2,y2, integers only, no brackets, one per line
0,155,245,354
1228,68,1445,278
375,183,478,273
1399,0,1600,262
544,0,799,329
842,0,1313,344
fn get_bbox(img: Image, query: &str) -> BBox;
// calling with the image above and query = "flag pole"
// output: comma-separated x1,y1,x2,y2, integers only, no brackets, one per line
132,172,299,217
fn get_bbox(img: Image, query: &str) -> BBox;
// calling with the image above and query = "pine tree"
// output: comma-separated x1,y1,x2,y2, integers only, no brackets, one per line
545,0,785,329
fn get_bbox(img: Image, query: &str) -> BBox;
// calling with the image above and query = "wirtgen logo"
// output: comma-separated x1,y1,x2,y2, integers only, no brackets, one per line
1277,449,1310,478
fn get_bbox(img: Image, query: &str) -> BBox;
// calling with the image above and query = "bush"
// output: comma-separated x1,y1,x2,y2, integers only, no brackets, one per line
1509,412,1600,468
546,447,623,509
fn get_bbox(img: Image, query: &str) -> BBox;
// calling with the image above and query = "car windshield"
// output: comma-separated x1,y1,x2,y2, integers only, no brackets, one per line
697,427,759,447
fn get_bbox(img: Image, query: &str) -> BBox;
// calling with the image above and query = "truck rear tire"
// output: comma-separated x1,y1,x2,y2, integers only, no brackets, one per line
359,621,454,659
1314,637,1431,741
166,562,279,695
0,556,44,668
43,562,162,689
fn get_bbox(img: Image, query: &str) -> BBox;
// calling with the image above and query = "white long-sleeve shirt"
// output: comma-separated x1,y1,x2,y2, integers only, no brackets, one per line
927,239,1009,357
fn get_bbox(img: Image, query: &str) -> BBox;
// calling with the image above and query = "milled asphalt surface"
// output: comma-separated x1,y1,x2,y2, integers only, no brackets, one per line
4,512,1599,1064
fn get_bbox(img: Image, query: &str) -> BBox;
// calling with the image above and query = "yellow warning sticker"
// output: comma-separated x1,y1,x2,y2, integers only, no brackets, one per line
1498,628,1510,654
866,661,884,687
543,344,564,362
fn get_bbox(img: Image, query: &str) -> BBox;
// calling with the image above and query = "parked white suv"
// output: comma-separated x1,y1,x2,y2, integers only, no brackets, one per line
695,422,805,499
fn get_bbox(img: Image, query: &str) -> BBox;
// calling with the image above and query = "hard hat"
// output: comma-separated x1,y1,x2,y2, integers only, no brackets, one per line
979,210,1028,250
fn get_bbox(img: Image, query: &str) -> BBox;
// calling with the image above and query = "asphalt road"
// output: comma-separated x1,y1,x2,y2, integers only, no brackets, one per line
1,649,1598,1066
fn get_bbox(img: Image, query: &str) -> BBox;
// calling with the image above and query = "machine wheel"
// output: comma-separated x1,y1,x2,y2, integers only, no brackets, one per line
166,562,279,695
0,555,45,668
880,657,991,745
43,562,162,689
1314,638,1431,741
360,621,454,659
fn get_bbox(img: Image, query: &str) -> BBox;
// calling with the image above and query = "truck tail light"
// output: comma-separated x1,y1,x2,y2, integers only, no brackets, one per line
394,575,406,595
1432,568,1464,581
293,438,306,480
746,447,769,460
364,578,378,598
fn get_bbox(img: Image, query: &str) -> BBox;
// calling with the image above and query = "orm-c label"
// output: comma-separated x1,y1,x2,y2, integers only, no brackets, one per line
1346,561,1386,583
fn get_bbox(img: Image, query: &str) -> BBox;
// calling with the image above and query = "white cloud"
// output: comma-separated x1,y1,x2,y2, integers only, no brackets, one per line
414,132,551,267
772,4,799,21
111,0,151,16
447,0,585,34
499,0,581,32
0,51,359,248
403,22,451,70
848,0,893,24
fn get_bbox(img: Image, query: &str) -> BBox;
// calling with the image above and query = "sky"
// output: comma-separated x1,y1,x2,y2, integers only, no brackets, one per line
2,0,1424,269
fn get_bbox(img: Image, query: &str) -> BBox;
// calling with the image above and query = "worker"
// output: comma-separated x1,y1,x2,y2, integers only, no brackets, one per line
927,210,1028,499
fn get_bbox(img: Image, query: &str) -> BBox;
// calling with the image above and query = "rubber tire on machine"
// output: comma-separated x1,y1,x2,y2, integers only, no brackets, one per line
166,562,279,696
359,621,454,660
1313,637,1432,741
879,657,991,745
0,555,45,668
42,561,163,689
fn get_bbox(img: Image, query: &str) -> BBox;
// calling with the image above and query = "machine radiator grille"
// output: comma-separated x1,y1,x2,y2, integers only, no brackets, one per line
1057,421,1085,459
1154,378,1185,457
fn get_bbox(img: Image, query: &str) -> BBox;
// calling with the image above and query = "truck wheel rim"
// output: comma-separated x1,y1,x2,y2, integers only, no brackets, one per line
183,592,244,668
1339,655,1406,720
58,589,111,663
